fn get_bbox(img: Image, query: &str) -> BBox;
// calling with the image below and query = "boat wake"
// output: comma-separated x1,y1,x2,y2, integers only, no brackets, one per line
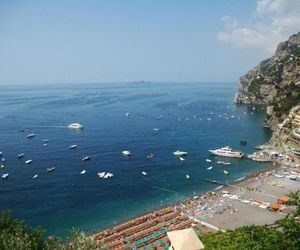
150,185,178,194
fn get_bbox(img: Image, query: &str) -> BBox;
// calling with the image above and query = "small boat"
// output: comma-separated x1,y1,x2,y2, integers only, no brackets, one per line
125,112,130,117
217,161,231,166
173,150,188,157
25,160,33,164
103,173,113,179
142,171,148,176
1,173,9,179
179,157,186,161
82,156,91,161
97,172,105,178
205,178,218,184
153,128,159,132
47,167,55,173
42,143,48,147
27,133,35,139
122,150,131,157
43,139,49,142
69,145,77,149
223,170,229,175
205,159,212,163
80,170,86,175
207,166,213,170
17,153,24,159
289,175,297,180
146,153,154,160
274,174,284,178
0,152,2,157
186,174,190,179
67,123,84,129
32,174,38,179
0,164,4,169
1,158,6,162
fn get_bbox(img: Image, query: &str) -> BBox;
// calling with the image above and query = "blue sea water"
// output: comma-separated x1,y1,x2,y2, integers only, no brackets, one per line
0,82,271,236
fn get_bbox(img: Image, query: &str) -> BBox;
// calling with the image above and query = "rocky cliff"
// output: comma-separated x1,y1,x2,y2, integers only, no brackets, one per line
235,32,300,129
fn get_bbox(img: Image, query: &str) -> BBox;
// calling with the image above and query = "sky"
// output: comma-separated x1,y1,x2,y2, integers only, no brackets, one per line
0,0,299,85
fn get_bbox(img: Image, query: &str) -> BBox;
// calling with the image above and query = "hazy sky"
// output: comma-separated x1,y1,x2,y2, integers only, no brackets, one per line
0,0,299,85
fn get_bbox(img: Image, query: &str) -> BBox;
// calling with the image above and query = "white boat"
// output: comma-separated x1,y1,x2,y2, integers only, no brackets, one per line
82,156,91,161
142,171,148,176
25,160,33,164
0,164,4,169
186,174,190,179
43,139,49,142
32,174,38,179
67,123,84,129
97,172,105,178
146,153,154,160
80,170,86,175
207,166,213,170
173,150,188,157
17,153,24,159
217,161,231,166
122,150,131,157
209,146,243,158
125,112,130,117
1,173,9,179
42,143,48,147
1,158,6,162
224,170,229,175
205,159,212,163
103,172,113,179
179,157,186,161
274,174,284,178
69,144,77,149
27,133,35,138
153,128,159,132
47,167,55,173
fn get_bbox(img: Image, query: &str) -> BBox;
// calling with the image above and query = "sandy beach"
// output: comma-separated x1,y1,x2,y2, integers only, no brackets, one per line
94,161,300,249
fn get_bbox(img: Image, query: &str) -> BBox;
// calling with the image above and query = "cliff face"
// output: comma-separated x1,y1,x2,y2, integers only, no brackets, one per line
235,32,300,128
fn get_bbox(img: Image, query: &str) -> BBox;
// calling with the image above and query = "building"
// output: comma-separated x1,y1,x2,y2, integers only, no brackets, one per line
167,228,205,250
292,109,300,127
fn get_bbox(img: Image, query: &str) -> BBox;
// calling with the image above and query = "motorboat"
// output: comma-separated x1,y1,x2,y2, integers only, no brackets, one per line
82,156,91,161
69,145,77,149
0,164,4,169
186,174,190,179
179,157,186,161
27,133,35,139
217,161,231,166
43,139,49,142
47,167,55,173
209,146,243,158
122,150,131,157
207,166,213,170
42,143,48,147
142,171,148,176
153,128,159,132
17,153,24,159
103,173,113,179
205,159,212,163
224,170,229,175
125,112,130,117
80,170,86,175
32,174,38,179
67,123,84,129
146,153,154,160
25,160,33,164
173,150,188,157
1,173,9,179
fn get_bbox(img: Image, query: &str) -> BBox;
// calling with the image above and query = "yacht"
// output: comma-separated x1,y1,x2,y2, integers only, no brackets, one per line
1,173,9,179
32,174,38,179
209,146,243,158
173,150,188,157
122,150,131,157
25,160,33,164
27,133,35,139
67,123,84,129
47,167,55,173
80,170,86,175
69,144,77,149
82,156,91,161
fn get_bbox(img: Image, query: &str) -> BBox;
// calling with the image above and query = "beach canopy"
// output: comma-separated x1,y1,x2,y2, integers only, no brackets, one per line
278,196,289,204
271,204,281,210
167,228,204,250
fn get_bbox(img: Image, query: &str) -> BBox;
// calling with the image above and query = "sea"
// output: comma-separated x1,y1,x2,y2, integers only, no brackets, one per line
0,82,272,236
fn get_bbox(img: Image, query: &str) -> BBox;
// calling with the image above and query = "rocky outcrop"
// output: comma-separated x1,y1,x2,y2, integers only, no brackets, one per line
235,31,300,129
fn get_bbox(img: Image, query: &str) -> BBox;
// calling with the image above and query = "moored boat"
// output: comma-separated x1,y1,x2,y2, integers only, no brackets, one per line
25,160,33,164
1,173,9,179
122,150,131,157
27,133,35,139
173,150,188,157
67,123,84,129
82,156,91,161
47,167,55,173
69,144,77,149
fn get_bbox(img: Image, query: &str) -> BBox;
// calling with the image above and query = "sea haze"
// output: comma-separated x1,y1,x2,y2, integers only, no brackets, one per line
0,82,271,236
